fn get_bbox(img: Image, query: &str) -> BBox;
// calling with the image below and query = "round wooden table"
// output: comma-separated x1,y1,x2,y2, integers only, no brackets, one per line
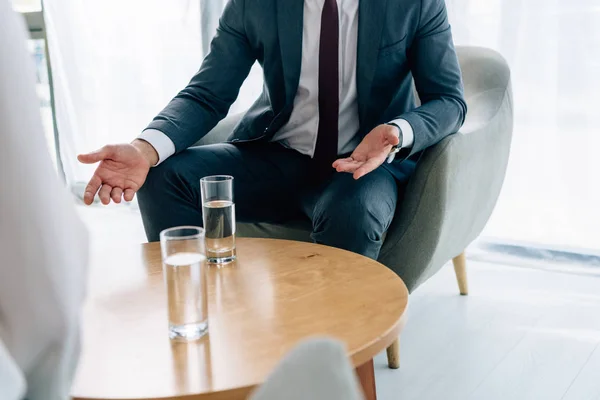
72,238,408,400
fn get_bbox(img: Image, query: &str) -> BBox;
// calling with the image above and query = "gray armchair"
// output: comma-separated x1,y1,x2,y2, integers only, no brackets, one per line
198,46,513,369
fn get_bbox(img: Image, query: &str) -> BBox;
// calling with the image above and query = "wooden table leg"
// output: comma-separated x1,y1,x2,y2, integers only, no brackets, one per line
355,358,377,400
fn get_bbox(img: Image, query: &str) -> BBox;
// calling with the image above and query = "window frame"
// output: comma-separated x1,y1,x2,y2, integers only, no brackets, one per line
21,8,65,180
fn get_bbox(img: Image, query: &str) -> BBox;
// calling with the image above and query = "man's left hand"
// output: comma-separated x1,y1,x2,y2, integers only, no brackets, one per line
332,124,400,180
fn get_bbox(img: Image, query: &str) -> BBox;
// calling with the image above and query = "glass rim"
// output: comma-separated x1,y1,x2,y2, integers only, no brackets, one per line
159,226,205,241
200,175,234,183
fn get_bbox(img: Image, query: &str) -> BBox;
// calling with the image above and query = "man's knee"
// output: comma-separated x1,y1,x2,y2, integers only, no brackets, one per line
137,153,205,242
313,196,390,243
138,155,186,204
309,172,398,258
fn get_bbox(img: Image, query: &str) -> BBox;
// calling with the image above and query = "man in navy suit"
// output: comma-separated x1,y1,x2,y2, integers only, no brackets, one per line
80,0,466,260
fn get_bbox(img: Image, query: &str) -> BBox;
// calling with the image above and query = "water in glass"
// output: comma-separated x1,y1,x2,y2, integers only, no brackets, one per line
164,252,208,340
203,199,236,264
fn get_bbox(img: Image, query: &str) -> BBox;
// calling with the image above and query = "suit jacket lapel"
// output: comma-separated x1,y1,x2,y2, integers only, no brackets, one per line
357,0,388,129
277,0,304,106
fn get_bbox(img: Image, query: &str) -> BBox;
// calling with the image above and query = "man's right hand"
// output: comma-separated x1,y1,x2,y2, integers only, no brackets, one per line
77,140,158,205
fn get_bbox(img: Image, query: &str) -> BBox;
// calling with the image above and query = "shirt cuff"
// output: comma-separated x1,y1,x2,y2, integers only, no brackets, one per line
138,129,175,166
389,118,414,148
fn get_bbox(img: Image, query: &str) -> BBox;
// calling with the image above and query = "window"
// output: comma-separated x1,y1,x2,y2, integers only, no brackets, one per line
12,0,59,169
28,39,57,167
12,0,41,12
447,0,600,257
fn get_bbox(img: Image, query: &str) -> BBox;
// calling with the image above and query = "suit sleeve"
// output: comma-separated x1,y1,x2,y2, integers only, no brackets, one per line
395,0,467,156
145,0,256,152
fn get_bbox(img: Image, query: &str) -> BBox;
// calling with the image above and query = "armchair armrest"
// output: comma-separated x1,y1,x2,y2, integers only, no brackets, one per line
379,46,513,291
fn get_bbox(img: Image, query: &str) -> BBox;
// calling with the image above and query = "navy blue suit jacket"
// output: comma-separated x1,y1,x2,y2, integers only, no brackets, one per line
147,0,467,175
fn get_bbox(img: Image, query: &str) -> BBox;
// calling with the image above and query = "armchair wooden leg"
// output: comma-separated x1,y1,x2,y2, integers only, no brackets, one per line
452,252,468,295
386,338,400,369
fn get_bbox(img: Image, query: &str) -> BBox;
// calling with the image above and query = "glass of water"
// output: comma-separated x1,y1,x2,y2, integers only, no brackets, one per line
200,175,236,264
160,226,208,341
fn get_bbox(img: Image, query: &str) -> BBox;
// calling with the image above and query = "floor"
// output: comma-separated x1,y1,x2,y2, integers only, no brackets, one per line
375,259,600,400
79,205,600,400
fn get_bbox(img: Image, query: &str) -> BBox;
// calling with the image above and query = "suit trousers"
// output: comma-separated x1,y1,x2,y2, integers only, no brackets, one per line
137,142,404,260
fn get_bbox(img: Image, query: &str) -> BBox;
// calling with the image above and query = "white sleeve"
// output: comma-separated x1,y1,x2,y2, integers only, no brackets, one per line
0,3,88,400
389,118,414,148
138,129,176,165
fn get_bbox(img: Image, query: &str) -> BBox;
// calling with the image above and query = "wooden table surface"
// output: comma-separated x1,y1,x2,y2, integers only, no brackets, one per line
71,238,408,400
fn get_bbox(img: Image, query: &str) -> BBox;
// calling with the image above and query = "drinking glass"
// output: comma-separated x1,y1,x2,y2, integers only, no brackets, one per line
200,175,236,264
160,226,208,341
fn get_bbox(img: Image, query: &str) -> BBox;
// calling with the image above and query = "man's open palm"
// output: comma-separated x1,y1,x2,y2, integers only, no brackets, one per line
77,144,151,205
332,124,400,179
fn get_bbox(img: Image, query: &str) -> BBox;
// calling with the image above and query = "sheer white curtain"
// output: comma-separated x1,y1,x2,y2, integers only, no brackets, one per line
447,0,600,252
44,0,262,186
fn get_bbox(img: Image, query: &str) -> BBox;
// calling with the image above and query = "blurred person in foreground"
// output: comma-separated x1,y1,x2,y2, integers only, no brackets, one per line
0,2,89,399
78,0,466,263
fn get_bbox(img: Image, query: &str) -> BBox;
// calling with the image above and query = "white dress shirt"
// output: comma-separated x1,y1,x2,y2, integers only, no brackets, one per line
0,3,88,399
140,0,414,164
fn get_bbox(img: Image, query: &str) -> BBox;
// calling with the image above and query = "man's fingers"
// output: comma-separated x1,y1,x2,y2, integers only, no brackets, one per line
353,157,383,180
83,175,102,205
332,157,353,169
335,160,362,173
123,188,136,202
98,184,113,205
77,145,114,164
111,187,123,204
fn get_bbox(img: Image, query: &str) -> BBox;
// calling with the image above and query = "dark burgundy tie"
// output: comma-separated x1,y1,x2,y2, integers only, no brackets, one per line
313,0,339,170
